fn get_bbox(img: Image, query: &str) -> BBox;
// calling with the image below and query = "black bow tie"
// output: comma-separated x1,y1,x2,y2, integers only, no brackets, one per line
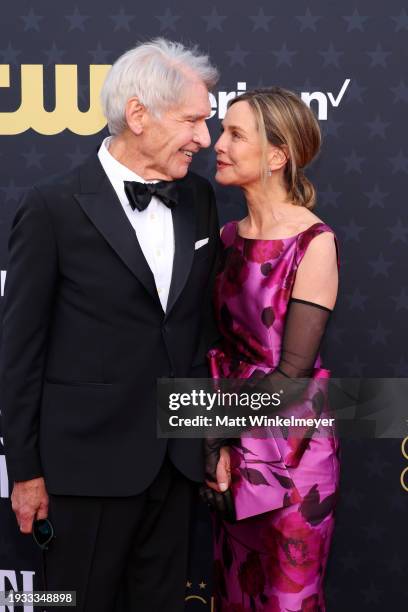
124,180,178,212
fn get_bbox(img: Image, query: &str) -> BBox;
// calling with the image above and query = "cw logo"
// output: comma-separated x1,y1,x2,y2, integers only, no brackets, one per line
401,437,408,492
0,64,109,135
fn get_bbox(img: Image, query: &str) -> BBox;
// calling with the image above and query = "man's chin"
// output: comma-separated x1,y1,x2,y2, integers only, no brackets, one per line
171,166,190,180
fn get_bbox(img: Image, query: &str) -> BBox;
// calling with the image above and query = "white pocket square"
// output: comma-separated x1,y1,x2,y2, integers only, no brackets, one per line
194,237,209,250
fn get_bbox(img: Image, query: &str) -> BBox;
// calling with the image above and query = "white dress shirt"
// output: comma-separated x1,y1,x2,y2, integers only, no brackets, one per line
98,136,174,311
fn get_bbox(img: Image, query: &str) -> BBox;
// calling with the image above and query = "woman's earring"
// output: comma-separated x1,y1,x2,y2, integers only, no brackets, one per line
267,168,272,176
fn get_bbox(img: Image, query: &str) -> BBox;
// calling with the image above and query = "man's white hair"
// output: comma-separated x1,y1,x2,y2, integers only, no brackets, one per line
100,38,219,135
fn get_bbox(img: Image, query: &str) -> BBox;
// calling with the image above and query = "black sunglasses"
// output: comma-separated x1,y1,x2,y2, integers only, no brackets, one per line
32,519,54,550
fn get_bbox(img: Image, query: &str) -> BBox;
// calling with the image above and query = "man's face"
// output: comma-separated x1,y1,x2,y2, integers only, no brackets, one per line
139,79,212,180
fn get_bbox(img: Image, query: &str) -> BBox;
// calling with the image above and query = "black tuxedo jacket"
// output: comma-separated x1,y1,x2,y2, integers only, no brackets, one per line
0,153,220,495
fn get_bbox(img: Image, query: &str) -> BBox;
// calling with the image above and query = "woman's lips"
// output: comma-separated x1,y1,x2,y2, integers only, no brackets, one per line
216,160,232,169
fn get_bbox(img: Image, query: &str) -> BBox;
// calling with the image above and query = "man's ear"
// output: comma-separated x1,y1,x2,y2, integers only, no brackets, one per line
125,97,146,136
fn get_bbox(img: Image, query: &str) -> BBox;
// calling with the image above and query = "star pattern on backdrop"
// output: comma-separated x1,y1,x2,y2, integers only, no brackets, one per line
66,146,89,169
328,326,345,345
321,117,343,138
364,453,391,478
366,114,390,138
391,79,408,103
391,288,408,310
391,8,408,32
366,44,391,68
295,8,322,32
368,321,391,345
344,354,366,376
201,8,226,32
226,44,250,67
341,488,363,510
342,10,369,32
389,492,406,512
339,218,366,241
89,42,111,63
20,8,44,31
368,253,392,277
21,147,46,169
389,149,408,173
319,42,344,67
390,355,408,376
271,42,297,67
156,8,181,32
65,7,90,32
387,219,408,243
0,180,25,203
249,9,274,32
364,184,388,208
318,184,341,208
0,43,22,64
345,79,367,103
43,42,66,65
110,8,135,32
361,582,382,605
339,550,361,572
387,553,405,575
346,287,368,310
343,150,365,173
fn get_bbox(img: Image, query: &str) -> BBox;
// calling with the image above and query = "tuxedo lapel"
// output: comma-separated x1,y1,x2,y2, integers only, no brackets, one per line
165,177,196,318
74,155,159,303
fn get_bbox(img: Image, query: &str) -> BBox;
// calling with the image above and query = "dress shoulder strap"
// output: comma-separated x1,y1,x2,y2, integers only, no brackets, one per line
295,222,340,269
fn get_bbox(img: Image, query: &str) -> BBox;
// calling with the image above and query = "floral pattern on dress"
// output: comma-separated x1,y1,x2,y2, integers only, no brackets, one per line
207,221,340,611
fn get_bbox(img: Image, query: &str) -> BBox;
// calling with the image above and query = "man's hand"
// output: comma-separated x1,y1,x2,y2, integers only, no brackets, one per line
11,477,49,534
205,446,231,492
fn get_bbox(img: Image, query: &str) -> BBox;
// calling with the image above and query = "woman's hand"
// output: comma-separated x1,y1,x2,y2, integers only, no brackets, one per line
206,445,231,492
200,444,236,522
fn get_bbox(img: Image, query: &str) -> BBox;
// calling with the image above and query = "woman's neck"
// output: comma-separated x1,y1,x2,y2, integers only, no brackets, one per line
242,180,295,233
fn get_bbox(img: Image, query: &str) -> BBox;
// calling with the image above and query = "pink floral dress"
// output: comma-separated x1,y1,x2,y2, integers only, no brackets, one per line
207,221,340,612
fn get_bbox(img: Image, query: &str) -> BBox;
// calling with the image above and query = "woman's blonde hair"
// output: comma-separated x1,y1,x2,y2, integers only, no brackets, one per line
228,87,321,209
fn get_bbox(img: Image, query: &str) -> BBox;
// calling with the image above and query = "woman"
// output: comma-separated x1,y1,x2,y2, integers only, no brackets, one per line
205,88,340,611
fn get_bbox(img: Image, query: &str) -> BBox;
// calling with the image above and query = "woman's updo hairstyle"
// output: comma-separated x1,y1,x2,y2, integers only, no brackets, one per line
228,87,321,209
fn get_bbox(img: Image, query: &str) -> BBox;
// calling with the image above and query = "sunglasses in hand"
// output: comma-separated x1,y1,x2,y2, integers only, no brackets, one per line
32,519,54,550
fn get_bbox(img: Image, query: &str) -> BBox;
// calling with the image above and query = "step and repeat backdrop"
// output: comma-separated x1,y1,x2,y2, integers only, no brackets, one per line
0,0,407,610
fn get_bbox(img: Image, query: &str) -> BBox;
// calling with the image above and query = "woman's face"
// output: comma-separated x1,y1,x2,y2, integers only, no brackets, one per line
214,100,265,187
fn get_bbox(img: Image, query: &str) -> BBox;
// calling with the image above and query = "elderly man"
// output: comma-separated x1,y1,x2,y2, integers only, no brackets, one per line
1,39,219,611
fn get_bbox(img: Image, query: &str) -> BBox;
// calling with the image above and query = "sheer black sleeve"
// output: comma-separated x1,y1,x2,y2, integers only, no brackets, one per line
276,298,332,378
246,297,333,404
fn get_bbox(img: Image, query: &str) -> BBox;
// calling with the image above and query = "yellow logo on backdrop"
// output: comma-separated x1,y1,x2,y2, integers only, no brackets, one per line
0,64,110,135
401,436,408,492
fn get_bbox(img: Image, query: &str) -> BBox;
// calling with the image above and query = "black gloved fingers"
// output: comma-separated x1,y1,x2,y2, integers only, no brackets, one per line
222,489,237,523
213,489,227,516
199,485,237,524
199,485,215,508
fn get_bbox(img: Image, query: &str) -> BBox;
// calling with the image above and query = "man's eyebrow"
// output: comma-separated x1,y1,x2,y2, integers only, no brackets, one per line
184,113,211,120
